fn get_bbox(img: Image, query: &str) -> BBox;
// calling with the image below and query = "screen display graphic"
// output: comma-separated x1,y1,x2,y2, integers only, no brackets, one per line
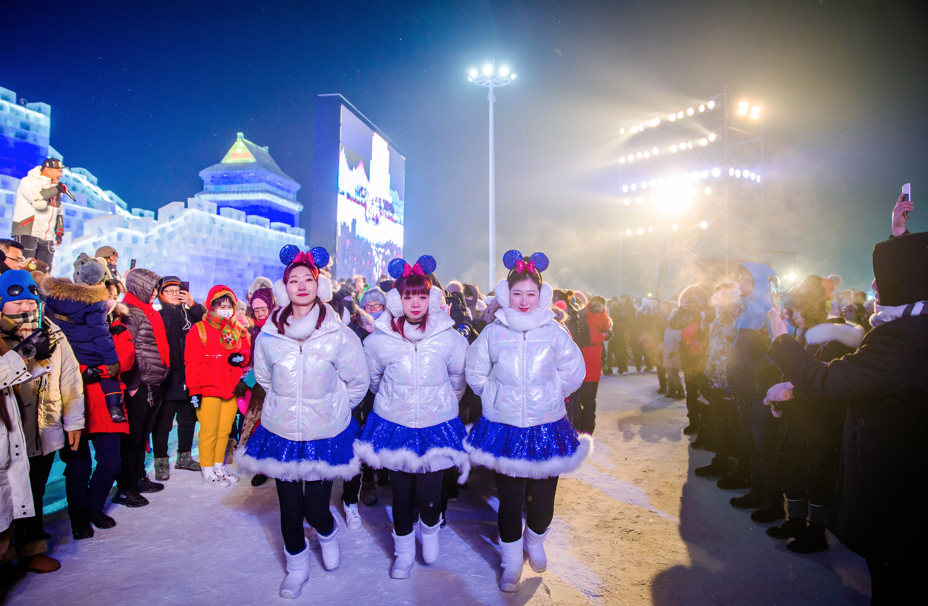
336,105,405,282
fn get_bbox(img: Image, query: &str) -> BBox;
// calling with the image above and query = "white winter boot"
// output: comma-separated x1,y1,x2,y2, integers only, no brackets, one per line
416,517,441,564
279,539,311,599
523,526,550,572
499,538,524,592
216,463,239,483
201,466,230,488
390,531,416,579
307,527,320,550
344,503,362,530
317,526,340,571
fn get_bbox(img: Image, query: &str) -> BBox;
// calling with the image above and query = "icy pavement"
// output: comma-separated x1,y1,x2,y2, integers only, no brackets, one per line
2,371,871,605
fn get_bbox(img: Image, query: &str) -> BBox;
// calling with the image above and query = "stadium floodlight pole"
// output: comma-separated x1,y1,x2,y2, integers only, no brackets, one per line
469,63,516,288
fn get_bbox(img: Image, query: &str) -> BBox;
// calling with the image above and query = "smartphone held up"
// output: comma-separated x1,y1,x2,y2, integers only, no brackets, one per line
902,183,912,219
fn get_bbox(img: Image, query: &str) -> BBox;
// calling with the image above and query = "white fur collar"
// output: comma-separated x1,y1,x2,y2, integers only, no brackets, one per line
494,279,553,310
385,285,444,318
491,279,555,332
373,307,455,342
262,302,338,341
272,274,333,309
804,322,864,348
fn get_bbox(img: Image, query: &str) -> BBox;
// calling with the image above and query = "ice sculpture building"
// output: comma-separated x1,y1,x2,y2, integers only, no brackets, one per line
0,84,305,301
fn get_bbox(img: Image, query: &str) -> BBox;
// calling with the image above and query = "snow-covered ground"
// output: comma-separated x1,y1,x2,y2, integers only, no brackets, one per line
3,372,870,605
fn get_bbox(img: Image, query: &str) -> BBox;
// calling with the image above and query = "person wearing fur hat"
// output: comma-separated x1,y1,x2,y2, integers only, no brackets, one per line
465,250,587,592
152,276,206,481
576,296,613,434
353,255,470,579
0,270,83,573
246,276,273,305
762,275,864,554
184,286,251,487
359,286,387,320
238,246,369,599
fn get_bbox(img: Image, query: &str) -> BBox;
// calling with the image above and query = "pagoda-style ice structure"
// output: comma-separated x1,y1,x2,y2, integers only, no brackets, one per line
0,84,305,301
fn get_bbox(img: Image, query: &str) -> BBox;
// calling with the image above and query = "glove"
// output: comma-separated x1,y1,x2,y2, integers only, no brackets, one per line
190,394,202,409
13,327,56,360
233,380,248,398
228,352,246,367
56,183,68,194
81,366,103,385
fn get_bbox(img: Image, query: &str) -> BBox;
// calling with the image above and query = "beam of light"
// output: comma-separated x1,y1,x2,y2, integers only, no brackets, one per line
652,180,697,216
499,66,509,76
707,100,715,109
483,64,494,75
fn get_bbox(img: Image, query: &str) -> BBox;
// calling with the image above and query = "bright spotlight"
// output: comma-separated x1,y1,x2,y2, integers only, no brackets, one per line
650,117,661,127
704,187,712,195
701,170,709,178
751,106,760,113
707,100,716,109
729,168,735,176
750,172,756,180
708,133,716,142
677,111,684,119
622,185,629,193
636,196,643,204
687,142,693,149
624,199,630,206
631,184,637,191
626,228,631,235
750,112,759,120
470,68,478,78
641,181,648,189
738,107,748,115
510,74,516,80
483,64,494,75
788,273,795,281
637,227,644,235
649,225,653,233
668,113,676,122
691,171,701,180
649,180,656,188
687,107,694,116
700,220,708,229
756,175,762,183
653,181,696,216
670,145,677,153
638,124,643,131
628,155,634,162
636,152,642,158
631,125,639,133
620,127,626,134
735,170,742,177
739,101,749,108
711,167,721,177
699,138,708,146
499,66,509,76
672,223,678,231
652,147,659,154
699,104,706,112
644,151,650,159
619,157,625,164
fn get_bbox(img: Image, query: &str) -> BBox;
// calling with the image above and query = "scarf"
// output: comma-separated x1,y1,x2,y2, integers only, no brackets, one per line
870,300,928,327
253,315,268,328
0,310,40,341
124,291,171,367
204,309,249,349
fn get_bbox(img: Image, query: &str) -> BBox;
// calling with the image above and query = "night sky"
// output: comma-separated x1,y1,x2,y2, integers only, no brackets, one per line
3,0,927,295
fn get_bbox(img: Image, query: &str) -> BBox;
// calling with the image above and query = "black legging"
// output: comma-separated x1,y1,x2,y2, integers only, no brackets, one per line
390,470,443,536
276,479,335,554
577,381,599,434
495,473,559,543
341,464,375,506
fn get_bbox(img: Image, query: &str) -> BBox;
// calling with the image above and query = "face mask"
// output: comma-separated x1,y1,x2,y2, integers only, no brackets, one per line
370,310,384,320
217,308,234,319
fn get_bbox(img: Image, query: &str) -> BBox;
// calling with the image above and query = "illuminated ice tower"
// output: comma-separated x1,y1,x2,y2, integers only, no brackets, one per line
194,132,302,227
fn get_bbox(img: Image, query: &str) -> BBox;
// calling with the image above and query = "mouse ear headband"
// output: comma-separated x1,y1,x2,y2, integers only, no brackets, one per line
279,245,330,278
388,255,437,280
503,249,549,277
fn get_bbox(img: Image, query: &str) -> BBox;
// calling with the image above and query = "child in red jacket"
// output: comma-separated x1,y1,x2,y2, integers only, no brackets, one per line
578,296,613,434
185,286,251,487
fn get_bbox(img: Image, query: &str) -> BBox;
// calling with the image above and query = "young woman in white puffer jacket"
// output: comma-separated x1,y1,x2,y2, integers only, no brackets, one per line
465,250,588,593
237,246,370,599
354,255,470,580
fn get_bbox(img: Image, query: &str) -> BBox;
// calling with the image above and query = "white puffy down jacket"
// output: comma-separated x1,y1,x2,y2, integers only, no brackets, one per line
13,166,64,240
465,280,585,428
364,303,469,429
254,302,370,442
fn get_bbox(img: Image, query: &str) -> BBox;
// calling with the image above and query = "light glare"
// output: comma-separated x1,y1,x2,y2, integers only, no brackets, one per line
707,100,715,109
700,220,708,229
483,64,493,75
499,66,509,76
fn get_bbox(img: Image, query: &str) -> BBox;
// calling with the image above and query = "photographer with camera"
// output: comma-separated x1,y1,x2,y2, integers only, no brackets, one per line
12,159,70,271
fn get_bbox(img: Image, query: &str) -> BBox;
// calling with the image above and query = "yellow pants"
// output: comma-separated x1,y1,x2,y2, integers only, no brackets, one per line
197,396,238,468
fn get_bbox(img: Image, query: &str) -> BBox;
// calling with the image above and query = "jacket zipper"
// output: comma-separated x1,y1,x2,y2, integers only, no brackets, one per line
521,332,527,426
413,343,420,428
297,342,303,437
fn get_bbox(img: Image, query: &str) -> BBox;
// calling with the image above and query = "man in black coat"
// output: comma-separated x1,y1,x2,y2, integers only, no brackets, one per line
765,230,928,605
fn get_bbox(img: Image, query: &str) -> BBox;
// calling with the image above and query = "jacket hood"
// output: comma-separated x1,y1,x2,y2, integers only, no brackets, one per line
43,277,110,305
374,306,455,342
872,231,928,306
804,321,865,348
261,302,338,342
126,268,162,302
492,278,556,332
272,274,333,308
206,285,238,309
385,285,444,318
736,262,777,331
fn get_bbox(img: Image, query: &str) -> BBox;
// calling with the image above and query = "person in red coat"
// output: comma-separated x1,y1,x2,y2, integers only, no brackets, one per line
577,296,613,434
185,286,251,487
58,292,138,539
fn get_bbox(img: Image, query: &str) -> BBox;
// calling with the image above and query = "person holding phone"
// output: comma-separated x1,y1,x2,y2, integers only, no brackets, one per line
153,276,206,481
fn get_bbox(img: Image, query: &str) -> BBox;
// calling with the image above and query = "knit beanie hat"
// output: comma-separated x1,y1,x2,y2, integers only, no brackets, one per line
79,260,107,286
251,287,275,309
0,270,41,305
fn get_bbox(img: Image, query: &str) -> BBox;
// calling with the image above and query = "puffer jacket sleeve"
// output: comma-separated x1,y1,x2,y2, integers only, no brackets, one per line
184,324,205,396
448,331,468,402
56,337,86,432
253,334,272,392
88,304,119,366
465,328,492,396
336,328,370,407
24,175,53,211
363,334,386,395
125,308,167,384
554,324,585,397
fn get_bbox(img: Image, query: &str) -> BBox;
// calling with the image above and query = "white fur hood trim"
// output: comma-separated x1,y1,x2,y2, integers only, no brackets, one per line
493,279,555,332
272,274,333,309
385,285,444,318
804,321,865,348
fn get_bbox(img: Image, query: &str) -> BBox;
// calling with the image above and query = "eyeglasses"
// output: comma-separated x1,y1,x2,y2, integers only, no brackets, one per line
162,288,181,295
7,256,26,265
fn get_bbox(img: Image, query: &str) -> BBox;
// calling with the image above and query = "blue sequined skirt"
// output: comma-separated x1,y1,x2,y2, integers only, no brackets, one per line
237,419,362,482
354,412,471,480
464,415,592,479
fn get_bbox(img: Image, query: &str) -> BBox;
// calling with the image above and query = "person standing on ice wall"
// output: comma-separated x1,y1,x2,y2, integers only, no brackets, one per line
237,245,369,600
464,250,587,593
353,255,470,580
12,159,70,271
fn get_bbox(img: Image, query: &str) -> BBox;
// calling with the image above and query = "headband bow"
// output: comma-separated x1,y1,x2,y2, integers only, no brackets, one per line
388,255,438,280
514,260,535,274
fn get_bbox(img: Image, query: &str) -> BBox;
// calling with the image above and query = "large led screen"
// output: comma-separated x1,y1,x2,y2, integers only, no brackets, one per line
336,105,405,281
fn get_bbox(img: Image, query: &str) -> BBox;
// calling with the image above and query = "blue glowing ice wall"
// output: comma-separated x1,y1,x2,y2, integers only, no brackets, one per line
310,94,405,282
0,86,50,179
